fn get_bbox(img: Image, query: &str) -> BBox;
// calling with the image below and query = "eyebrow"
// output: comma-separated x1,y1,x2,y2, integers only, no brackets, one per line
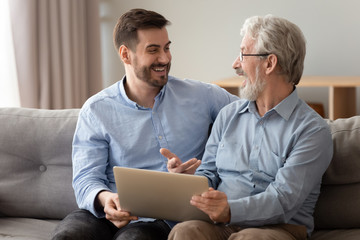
146,41,172,49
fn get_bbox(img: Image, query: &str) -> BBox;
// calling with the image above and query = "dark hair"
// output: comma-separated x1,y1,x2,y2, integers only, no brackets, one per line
113,8,171,52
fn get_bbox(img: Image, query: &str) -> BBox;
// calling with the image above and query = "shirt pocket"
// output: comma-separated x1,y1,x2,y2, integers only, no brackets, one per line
259,150,286,178
215,140,246,172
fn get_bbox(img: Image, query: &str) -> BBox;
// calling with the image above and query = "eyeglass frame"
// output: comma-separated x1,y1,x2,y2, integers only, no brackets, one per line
239,52,270,62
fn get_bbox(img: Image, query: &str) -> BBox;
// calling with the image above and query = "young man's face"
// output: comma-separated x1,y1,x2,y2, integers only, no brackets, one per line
130,27,172,88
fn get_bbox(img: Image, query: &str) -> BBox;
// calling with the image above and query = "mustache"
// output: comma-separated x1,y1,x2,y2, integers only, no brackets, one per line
235,68,246,77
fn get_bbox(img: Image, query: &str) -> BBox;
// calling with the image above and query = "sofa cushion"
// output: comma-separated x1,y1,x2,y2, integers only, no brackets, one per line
0,108,79,219
323,116,360,185
0,218,59,240
310,229,360,240
313,116,360,229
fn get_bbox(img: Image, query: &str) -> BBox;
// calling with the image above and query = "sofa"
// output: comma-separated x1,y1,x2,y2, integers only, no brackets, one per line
0,107,359,239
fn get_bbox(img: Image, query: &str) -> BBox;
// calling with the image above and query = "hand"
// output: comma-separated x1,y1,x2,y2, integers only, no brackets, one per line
160,148,201,174
97,191,138,228
190,188,231,223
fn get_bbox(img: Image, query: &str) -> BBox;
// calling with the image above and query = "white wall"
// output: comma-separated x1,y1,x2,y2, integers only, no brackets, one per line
99,0,360,117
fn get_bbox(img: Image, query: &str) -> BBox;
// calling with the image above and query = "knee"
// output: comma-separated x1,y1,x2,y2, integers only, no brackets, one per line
169,220,208,240
51,230,76,240
229,228,261,240
51,209,114,240
114,227,146,240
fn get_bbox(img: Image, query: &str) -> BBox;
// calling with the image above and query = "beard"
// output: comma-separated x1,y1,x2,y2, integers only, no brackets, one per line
238,66,266,101
133,57,171,88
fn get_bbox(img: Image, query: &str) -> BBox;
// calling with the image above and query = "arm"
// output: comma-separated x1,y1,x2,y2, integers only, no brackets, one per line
73,111,139,227
228,124,333,226
72,109,114,217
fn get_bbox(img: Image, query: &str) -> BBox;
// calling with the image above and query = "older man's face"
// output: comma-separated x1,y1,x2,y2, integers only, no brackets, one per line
232,34,266,101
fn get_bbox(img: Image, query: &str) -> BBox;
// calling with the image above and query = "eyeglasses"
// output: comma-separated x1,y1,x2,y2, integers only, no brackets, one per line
239,52,270,62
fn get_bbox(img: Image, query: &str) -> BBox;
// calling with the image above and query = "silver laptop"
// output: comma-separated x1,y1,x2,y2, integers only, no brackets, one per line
113,166,211,222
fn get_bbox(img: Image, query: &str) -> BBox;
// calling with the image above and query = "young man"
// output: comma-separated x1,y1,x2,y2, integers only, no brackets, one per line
162,15,333,240
51,8,238,240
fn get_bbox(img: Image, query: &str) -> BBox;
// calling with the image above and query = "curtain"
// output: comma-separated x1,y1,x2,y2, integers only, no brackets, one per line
9,0,102,109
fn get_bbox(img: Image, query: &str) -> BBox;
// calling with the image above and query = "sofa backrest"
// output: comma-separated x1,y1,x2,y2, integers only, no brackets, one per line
314,116,360,229
0,108,80,219
1,108,359,226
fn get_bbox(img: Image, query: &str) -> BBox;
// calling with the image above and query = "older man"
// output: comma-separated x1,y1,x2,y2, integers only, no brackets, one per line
162,15,333,240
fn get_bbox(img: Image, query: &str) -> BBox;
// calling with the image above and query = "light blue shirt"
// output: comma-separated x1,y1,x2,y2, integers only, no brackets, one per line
72,75,238,218
196,89,333,236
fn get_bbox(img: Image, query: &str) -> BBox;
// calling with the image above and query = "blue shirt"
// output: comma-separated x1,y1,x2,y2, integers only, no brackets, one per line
72,75,239,218
196,89,333,236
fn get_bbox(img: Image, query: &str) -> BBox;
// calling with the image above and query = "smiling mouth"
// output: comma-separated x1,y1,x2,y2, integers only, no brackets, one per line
152,66,166,72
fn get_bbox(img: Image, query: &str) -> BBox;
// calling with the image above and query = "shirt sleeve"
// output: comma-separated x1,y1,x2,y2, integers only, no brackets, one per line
72,108,111,218
205,83,239,121
228,124,333,226
195,105,230,188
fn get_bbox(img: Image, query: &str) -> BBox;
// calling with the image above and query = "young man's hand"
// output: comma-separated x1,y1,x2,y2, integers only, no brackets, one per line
160,148,201,174
97,191,138,228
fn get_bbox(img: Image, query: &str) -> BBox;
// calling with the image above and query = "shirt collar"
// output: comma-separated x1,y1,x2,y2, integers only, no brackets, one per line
239,87,299,121
119,76,167,109
273,87,299,120
119,76,137,108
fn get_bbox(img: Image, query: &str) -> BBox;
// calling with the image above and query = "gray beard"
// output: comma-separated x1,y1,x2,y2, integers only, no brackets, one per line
239,66,266,101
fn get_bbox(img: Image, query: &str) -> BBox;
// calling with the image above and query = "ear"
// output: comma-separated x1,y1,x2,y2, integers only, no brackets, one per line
119,45,131,64
264,54,278,75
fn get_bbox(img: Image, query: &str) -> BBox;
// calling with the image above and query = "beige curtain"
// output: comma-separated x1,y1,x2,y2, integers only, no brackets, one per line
9,0,102,109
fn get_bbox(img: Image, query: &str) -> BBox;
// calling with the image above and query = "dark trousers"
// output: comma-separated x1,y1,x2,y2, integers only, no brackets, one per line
51,209,171,240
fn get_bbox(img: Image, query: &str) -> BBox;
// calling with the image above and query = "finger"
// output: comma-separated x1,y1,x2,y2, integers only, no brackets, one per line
106,210,137,222
190,197,213,213
112,219,130,229
178,158,199,172
201,189,224,198
114,196,121,211
184,159,201,174
167,158,180,169
160,148,176,159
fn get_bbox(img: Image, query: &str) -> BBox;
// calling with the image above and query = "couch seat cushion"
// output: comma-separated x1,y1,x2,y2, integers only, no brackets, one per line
0,217,60,240
310,229,360,240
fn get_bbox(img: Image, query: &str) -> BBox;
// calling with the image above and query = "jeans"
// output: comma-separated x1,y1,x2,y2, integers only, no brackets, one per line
52,209,171,240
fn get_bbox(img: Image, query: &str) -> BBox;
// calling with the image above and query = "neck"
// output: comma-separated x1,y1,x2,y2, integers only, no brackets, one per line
255,78,294,117
124,75,161,109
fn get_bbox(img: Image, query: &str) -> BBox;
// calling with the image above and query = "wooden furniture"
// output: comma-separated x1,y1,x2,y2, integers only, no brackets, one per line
213,76,360,120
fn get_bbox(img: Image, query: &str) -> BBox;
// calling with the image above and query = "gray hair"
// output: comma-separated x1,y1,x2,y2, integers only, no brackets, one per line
240,15,306,85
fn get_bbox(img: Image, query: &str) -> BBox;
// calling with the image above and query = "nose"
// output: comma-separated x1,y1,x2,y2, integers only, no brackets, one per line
158,50,171,64
232,56,241,69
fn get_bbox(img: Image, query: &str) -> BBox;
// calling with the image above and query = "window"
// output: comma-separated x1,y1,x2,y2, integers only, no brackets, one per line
0,0,20,107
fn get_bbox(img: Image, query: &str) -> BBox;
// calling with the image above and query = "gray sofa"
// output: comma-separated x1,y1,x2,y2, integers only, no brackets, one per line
0,107,359,239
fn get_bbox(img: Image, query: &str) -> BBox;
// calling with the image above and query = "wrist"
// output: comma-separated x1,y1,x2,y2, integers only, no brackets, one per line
96,190,112,208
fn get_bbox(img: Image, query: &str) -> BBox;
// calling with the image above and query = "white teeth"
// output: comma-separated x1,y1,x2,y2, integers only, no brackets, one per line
153,68,165,72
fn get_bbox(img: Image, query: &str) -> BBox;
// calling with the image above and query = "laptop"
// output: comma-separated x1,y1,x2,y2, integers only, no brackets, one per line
113,166,211,222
